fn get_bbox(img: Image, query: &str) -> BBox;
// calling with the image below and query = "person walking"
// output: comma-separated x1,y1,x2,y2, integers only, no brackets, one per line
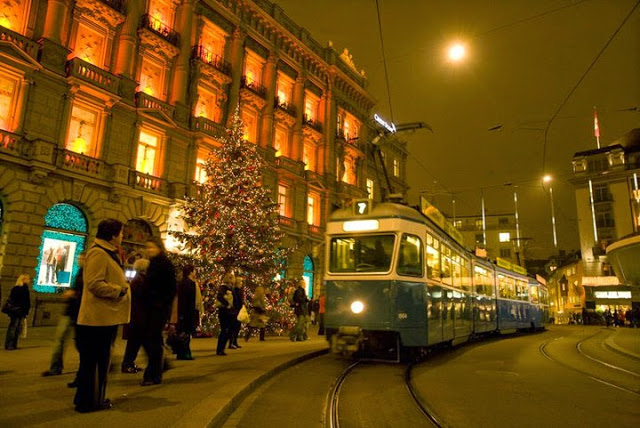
229,276,244,349
139,238,176,386
245,286,267,342
318,293,326,335
74,219,130,413
42,253,85,376
176,264,201,360
215,272,235,356
289,279,308,342
121,258,149,373
3,274,31,350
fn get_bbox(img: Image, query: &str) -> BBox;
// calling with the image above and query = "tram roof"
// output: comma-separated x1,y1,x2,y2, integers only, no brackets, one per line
329,202,426,223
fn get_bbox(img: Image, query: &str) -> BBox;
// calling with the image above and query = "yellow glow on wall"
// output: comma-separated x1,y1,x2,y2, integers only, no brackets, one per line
0,16,11,29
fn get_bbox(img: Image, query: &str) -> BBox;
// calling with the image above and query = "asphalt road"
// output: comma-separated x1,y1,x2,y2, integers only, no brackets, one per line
225,326,639,428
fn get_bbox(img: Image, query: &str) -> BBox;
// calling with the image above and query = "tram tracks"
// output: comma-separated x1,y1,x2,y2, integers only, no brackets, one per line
327,361,443,428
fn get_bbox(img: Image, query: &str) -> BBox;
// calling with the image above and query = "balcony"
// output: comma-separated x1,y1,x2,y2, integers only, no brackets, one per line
0,129,23,157
337,181,366,198
279,216,296,229
97,0,125,13
192,46,231,75
308,224,323,236
305,169,322,183
135,92,175,119
129,170,168,195
191,116,224,139
66,58,120,94
0,25,39,61
275,156,304,177
240,76,267,98
303,116,323,133
140,14,180,47
56,149,105,177
274,97,297,117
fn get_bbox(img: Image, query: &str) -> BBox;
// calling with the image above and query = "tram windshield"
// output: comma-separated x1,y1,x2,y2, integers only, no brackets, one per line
329,234,395,273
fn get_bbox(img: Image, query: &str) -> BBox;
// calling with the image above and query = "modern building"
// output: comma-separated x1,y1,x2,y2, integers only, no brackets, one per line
450,213,521,265
0,0,408,326
546,128,640,321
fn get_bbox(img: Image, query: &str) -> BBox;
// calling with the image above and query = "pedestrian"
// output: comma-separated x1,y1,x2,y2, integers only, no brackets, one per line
604,309,612,327
245,285,267,342
289,278,308,342
613,309,619,327
318,293,326,335
215,272,235,356
582,307,589,326
229,276,244,349
139,238,176,386
74,219,130,413
42,252,85,376
3,274,31,350
121,258,149,374
175,264,201,360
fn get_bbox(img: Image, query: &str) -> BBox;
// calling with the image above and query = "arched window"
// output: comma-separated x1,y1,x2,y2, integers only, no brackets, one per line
303,255,314,299
35,204,88,292
122,219,154,277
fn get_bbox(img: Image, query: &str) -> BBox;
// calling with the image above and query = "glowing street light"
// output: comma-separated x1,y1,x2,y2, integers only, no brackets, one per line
543,174,552,184
447,42,466,62
542,175,558,249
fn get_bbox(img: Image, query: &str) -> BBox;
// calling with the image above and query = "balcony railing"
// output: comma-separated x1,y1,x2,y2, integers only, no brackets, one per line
275,156,304,176
97,0,125,13
140,14,180,47
56,149,105,177
274,97,297,117
129,170,167,194
596,219,615,228
191,46,231,75
135,92,175,118
303,115,323,133
0,25,39,60
66,58,120,94
191,116,224,139
308,224,323,235
305,170,322,182
279,216,296,228
0,129,22,156
240,76,267,98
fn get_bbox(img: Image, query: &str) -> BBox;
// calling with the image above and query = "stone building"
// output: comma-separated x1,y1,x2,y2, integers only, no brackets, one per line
0,0,408,326
450,213,521,266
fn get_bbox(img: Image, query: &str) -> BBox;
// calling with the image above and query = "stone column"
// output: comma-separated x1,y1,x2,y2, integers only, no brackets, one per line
170,0,195,108
115,0,144,79
324,78,337,182
290,75,305,161
225,28,246,124
42,0,70,43
259,54,277,149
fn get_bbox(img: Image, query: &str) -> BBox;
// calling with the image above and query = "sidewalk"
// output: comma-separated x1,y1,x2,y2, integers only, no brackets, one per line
0,326,328,428
604,326,640,360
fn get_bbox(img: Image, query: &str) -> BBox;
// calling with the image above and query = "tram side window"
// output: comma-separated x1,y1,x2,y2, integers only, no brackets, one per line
329,234,395,273
397,234,423,277
441,245,452,285
530,285,539,304
474,266,487,295
426,233,440,280
498,274,515,299
517,280,529,301
461,260,470,291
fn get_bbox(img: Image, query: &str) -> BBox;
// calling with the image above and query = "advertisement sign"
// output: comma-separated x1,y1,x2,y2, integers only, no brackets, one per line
36,237,78,287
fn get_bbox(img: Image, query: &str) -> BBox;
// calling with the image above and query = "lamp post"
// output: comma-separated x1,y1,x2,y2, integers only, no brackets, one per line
543,175,558,249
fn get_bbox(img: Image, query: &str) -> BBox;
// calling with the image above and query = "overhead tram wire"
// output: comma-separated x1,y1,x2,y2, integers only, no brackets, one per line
375,0,395,123
541,0,640,173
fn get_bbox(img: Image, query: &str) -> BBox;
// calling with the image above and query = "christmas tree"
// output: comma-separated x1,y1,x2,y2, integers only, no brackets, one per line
171,108,294,334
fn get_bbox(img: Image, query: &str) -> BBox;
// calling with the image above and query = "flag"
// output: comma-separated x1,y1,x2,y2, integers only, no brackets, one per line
594,108,600,138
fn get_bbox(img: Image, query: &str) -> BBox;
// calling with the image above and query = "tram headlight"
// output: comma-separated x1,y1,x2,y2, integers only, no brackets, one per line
350,300,365,314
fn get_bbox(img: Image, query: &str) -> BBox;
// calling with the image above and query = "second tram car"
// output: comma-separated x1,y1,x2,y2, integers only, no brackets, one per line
324,200,548,360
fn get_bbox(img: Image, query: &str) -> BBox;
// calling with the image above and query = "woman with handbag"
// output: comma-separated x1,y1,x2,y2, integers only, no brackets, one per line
245,286,267,342
3,274,31,350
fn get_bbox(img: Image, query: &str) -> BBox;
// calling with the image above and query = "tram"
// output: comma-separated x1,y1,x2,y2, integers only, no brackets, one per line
323,199,548,360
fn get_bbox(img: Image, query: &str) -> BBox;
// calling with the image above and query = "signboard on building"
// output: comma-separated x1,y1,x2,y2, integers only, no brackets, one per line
581,276,620,286
496,257,527,275
419,196,464,246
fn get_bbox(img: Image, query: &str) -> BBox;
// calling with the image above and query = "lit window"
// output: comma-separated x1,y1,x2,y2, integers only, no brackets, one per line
274,126,288,157
194,147,210,183
244,50,265,86
475,219,483,230
241,109,258,143
73,22,106,66
304,91,319,121
200,21,226,60
342,111,360,141
148,0,174,29
136,129,160,175
278,185,289,217
366,178,374,199
276,72,293,105
195,87,221,122
343,157,356,185
392,158,400,177
303,142,316,171
65,104,98,156
307,194,320,226
0,74,18,131
139,57,164,97
499,232,511,243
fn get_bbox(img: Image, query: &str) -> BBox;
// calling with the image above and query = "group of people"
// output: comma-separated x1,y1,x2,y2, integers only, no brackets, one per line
604,307,639,328
286,278,326,342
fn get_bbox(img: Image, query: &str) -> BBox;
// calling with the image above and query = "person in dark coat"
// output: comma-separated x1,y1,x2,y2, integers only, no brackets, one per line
289,279,308,342
229,276,244,349
121,258,149,373
216,272,235,356
176,264,199,360
139,238,176,386
4,274,31,350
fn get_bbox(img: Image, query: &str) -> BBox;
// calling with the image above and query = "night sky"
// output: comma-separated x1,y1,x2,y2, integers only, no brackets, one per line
273,0,640,258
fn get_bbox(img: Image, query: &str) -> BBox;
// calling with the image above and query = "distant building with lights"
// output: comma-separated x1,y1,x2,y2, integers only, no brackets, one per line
0,0,408,326
450,213,520,265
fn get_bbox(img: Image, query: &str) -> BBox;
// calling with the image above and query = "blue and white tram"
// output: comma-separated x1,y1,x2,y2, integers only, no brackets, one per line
324,200,546,359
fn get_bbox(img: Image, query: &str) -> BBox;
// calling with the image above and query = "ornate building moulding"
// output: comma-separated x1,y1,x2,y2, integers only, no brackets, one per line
74,0,126,30
138,29,180,62
196,2,235,34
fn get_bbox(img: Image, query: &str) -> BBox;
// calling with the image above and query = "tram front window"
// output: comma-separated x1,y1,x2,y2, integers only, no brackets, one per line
330,234,395,273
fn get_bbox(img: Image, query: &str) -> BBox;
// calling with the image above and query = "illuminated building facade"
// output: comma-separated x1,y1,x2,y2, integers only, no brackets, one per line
0,0,408,325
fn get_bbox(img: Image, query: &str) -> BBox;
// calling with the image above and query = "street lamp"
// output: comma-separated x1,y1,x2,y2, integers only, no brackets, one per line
542,175,558,249
447,42,466,62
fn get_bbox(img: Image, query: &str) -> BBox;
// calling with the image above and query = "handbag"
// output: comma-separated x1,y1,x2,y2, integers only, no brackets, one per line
237,305,250,324
1,298,20,316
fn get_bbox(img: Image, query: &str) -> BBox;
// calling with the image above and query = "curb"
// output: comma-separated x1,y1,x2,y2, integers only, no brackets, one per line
603,330,640,362
207,347,330,428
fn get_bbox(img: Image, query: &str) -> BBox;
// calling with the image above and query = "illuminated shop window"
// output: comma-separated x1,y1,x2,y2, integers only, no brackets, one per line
274,126,288,157
65,104,99,156
304,91,319,122
302,256,314,298
73,22,106,66
278,184,289,217
0,74,18,131
243,50,264,86
241,108,258,143
366,178,374,199
195,87,221,123
34,204,88,293
139,57,164,97
136,129,160,175
303,141,316,171
200,20,226,61
0,0,31,35
307,193,320,226
276,72,293,105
